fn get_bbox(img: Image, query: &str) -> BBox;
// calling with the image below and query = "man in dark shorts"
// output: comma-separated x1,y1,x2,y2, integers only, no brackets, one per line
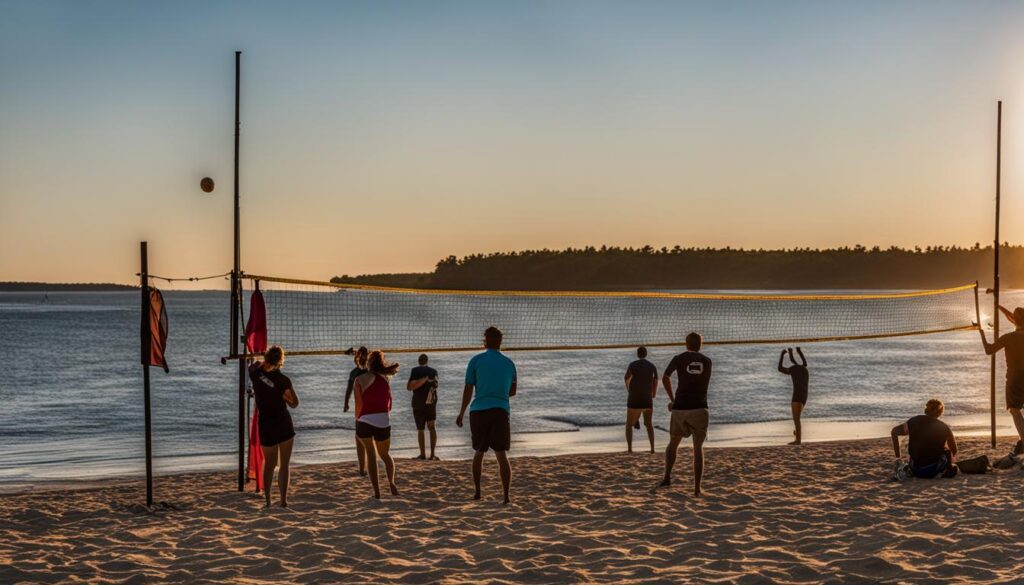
891,399,958,479
624,346,658,453
407,353,440,460
980,306,1024,454
777,347,809,445
343,346,369,476
456,326,518,504
659,332,712,496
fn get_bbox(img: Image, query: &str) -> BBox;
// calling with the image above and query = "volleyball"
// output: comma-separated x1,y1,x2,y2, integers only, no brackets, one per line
200,177,215,193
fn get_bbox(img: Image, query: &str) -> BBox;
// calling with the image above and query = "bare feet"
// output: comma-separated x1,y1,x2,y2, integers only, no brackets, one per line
414,454,426,460
693,489,702,497
359,469,367,477
430,455,440,461
788,440,801,445
389,483,399,496
474,490,481,501
503,495,511,505
657,478,671,489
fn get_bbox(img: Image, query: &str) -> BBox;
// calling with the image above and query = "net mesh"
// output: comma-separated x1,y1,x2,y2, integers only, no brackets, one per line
242,275,979,356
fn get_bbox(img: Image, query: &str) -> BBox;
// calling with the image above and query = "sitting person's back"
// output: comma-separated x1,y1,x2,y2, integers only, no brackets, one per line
891,399,958,479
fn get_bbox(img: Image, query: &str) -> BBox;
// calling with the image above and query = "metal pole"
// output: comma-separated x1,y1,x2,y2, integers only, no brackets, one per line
233,50,246,491
992,100,1002,449
140,241,154,507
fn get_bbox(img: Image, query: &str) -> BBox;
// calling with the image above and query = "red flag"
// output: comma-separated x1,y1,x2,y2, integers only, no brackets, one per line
245,286,267,354
143,288,169,373
245,286,268,491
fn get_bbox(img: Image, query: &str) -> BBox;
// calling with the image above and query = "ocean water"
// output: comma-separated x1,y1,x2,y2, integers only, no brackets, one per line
0,289,1016,489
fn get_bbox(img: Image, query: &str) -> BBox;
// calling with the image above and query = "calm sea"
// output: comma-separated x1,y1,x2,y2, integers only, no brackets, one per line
0,289,1016,490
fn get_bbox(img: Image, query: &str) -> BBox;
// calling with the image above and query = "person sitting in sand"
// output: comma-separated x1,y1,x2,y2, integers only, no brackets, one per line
249,345,299,508
777,347,809,445
624,346,658,453
891,399,958,479
343,346,369,476
980,306,1024,455
456,326,518,504
659,332,712,496
407,353,440,460
353,350,400,499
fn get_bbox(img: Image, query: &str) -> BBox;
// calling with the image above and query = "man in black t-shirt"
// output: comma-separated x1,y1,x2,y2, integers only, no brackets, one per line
624,346,658,453
891,399,958,479
407,353,440,460
658,332,712,496
981,305,1024,455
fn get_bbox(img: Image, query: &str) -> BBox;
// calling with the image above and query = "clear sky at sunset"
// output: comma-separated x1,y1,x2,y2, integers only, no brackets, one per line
3,0,1024,286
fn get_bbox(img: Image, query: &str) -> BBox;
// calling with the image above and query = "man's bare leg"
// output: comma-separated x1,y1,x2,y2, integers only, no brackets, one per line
428,421,438,459
693,435,705,497
356,432,367,476
495,450,512,504
625,409,637,452
660,435,683,486
416,429,426,459
261,444,278,509
789,402,804,445
643,409,655,453
1010,408,1024,439
472,450,485,500
277,437,294,507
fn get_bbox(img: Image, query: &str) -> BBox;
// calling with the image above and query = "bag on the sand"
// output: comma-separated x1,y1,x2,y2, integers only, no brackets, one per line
993,453,1018,470
957,455,991,474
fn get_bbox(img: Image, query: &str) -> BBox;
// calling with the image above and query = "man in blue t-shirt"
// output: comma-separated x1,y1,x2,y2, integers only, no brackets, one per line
456,326,518,504
407,353,440,460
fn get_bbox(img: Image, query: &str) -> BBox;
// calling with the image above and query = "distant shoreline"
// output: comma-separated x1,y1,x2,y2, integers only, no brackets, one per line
0,282,136,292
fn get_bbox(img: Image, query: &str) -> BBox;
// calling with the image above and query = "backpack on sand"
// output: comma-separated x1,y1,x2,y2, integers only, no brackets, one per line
958,455,992,474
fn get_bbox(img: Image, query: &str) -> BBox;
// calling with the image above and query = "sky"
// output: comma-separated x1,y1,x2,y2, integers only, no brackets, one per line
3,0,1024,287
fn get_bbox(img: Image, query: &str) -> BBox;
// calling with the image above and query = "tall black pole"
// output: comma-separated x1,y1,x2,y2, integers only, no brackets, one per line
232,51,246,491
140,241,154,507
992,100,1002,449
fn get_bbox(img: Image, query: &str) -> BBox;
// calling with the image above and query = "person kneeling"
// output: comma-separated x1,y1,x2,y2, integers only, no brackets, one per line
891,398,958,479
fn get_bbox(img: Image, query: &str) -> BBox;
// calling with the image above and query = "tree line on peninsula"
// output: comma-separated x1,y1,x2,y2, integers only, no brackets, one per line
332,243,1024,291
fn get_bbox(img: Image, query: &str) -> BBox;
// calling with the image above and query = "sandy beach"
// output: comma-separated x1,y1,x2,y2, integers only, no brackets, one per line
3,436,1024,583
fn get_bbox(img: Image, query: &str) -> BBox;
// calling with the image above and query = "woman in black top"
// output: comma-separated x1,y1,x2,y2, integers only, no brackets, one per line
344,346,369,476
249,345,299,508
778,347,808,445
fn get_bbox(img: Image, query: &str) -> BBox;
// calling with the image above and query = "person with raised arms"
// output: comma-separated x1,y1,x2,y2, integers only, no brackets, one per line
343,346,370,476
456,326,518,504
777,347,809,445
658,332,712,496
624,346,658,453
980,306,1024,455
249,345,299,509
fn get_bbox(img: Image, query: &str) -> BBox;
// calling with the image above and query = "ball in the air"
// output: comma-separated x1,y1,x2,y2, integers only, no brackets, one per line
200,177,215,193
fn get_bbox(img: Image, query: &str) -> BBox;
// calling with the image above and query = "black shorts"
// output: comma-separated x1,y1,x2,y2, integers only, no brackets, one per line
1008,384,1024,410
792,391,808,405
355,421,391,442
413,404,437,430
258,417,295,447
470,408,511,453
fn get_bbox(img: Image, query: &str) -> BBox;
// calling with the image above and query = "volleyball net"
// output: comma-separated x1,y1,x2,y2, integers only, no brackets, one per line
237,275,981,356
